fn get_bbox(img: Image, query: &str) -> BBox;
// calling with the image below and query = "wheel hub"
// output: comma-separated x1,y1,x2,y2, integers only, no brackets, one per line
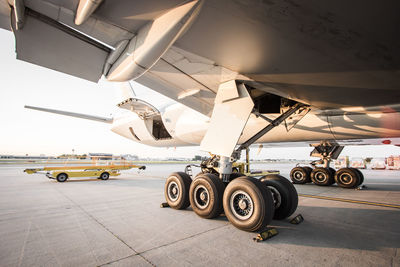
238,199,248,210
167,181,179,201
339,173,352,185
230,190,254,220
293,171,303,180
200,191,207,201
194,185,210,209
315,171,327,182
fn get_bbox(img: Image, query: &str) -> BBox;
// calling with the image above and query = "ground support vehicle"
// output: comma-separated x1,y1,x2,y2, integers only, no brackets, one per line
24,164,146,182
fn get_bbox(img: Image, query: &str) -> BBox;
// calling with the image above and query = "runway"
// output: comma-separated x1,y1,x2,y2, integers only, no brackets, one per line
0,163,399,266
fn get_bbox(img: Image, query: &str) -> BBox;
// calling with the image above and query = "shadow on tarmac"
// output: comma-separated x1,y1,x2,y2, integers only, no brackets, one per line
263,205,400,251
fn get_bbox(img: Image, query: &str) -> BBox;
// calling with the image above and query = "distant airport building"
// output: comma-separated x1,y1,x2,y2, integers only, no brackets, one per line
57,154,87,159
121,154,139,161
0,155,56,159
0,155,14,159
88,153,113,160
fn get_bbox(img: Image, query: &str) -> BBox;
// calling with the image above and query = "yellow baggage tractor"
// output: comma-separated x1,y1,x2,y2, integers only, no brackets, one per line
24,164,146,182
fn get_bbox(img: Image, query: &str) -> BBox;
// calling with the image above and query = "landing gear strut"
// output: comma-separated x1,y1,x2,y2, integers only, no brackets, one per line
289,141,364,189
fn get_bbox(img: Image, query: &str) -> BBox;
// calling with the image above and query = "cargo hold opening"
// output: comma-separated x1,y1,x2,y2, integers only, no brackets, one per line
149,115,172,140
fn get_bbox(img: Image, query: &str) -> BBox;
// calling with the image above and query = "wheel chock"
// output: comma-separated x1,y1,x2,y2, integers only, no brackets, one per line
290,214,304,224
160,202,169,208
253,228,278,242
356,185,367,190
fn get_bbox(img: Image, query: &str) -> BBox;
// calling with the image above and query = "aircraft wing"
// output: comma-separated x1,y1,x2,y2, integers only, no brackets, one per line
2,0,400,116
25,105,113,123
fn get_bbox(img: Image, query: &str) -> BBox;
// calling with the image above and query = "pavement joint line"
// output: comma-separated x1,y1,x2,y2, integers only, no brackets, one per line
139,224,230,255
97,220,229,266
33,220,63,266
299,194,400,209
53,188,156,267
97,253,139,267
17,219,32,267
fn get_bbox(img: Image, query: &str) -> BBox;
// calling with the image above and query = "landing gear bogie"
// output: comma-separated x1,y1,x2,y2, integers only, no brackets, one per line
165,172,280,232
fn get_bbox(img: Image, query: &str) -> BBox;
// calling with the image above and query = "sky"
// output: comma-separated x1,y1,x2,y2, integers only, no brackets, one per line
0,28,399,160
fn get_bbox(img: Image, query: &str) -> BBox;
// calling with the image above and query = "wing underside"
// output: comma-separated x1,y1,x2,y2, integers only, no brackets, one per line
1,0,400,115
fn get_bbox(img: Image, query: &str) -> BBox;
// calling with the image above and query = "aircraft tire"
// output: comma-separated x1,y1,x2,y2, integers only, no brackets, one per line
164,172,192,210
311,167,334,186
100,172,110,180
355,168,364,186
351,168,364,186
189,173,225,219
56,173,68,182
260,174,298,220
223,177,274,232
328,168,336,184
334,168,360,188
290,167,310,184
328,167,336,176
303,166,313,179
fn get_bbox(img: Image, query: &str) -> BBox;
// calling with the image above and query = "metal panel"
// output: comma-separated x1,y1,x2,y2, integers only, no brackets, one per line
117,98,160,119
12,12,108,82
136,66,214,116
200,82,254,157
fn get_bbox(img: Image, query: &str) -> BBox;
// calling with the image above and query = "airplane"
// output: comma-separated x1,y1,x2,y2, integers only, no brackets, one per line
1,0,400,232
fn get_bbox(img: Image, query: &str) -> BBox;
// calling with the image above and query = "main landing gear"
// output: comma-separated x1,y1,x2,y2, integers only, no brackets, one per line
290,141,364,189
164,100,306,232
164,170,298,232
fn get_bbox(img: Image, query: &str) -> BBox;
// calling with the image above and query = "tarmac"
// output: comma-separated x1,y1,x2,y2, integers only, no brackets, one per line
0,163,399,267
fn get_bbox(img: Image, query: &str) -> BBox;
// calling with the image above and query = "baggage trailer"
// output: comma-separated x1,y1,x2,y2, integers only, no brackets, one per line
24,164,146,182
